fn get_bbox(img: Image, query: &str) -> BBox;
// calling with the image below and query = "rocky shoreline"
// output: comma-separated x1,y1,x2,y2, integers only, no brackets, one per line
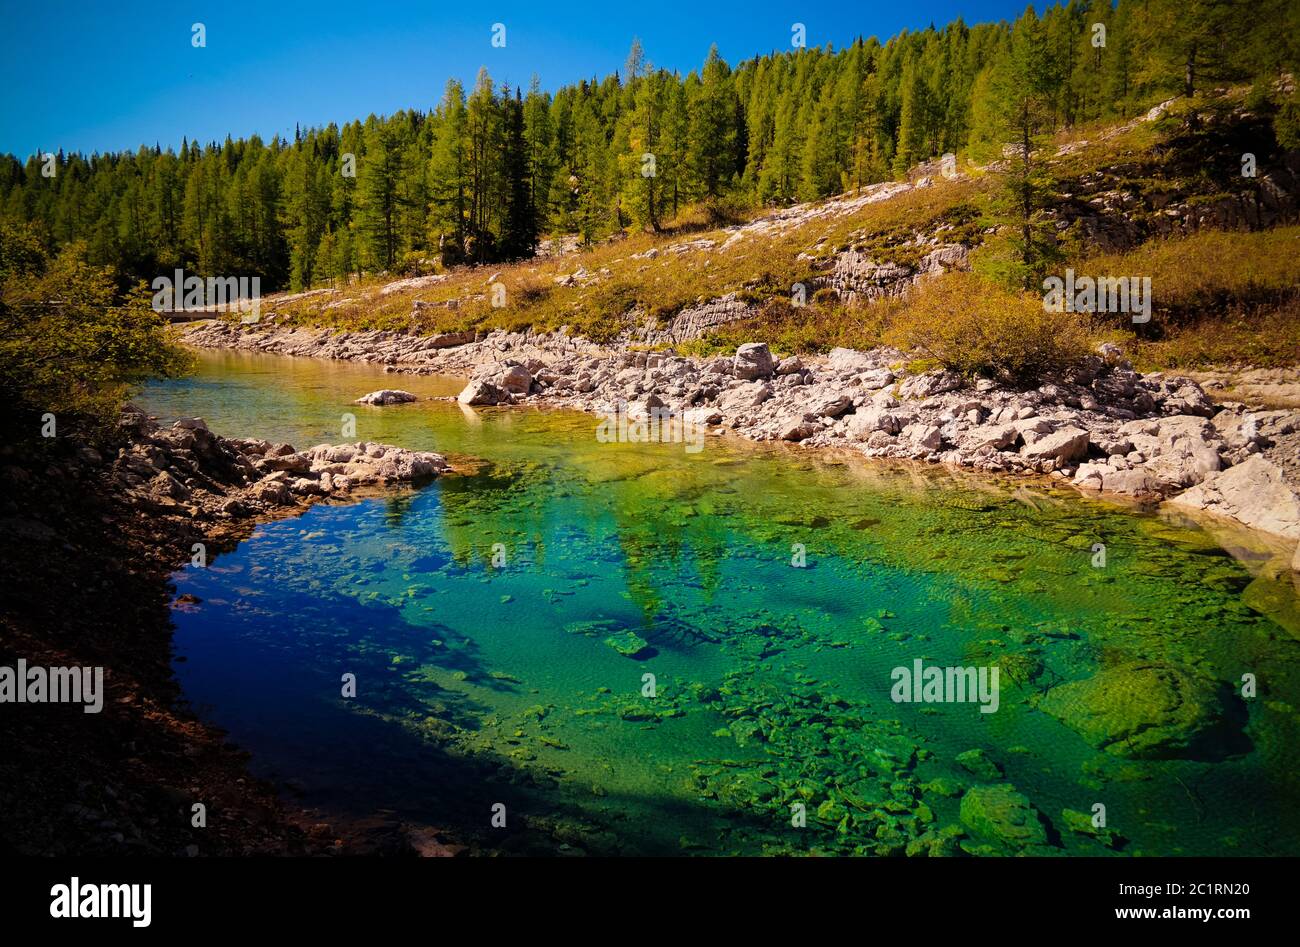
115,408,452,518
184,320,1300,568
0,407,458,856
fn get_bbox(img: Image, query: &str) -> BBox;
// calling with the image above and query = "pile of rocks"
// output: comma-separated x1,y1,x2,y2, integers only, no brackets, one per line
112,410,451,520
453,340,1300,547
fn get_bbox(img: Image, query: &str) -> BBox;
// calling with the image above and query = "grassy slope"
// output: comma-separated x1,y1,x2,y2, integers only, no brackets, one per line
258,93,1299,371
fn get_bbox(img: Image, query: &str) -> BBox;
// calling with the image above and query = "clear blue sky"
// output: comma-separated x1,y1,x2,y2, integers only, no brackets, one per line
0,0,1037,157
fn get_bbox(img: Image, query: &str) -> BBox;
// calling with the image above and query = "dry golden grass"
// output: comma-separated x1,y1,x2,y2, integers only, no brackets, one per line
1123,296,1300,370
1076,227,1300,320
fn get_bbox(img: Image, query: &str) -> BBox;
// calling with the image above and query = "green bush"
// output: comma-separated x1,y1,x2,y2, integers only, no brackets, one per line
0,235,192,443
883,271,1090,385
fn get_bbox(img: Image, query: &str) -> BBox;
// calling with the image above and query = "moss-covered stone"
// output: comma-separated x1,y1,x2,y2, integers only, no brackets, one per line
922,776,965,798
956,748,1002,780
604,631,651,658
1039,662,1237,759
959,784,1049,852
1061,807,1124,849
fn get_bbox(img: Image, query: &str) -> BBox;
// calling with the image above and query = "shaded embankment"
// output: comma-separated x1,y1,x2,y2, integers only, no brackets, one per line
0,410,454,855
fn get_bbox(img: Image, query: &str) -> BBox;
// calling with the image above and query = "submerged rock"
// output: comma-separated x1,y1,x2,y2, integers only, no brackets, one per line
955,748,1002,780
1060,808,1124,849
1039,662,1239,760
959,784,1049,852
604,631,651,658
1241,569,1300,640
564,618,624,638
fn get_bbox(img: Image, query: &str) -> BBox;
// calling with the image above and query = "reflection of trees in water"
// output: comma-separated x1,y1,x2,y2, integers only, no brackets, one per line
436,461,556,569
610,510,729,625
420,441,1294,692
432,450,744,619
380,491,417,528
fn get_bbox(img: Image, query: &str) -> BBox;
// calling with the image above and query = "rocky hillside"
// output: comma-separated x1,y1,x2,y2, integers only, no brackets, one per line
229,92,1298,359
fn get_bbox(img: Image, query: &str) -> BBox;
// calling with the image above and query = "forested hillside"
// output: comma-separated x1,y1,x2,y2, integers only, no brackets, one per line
1,0,1296,293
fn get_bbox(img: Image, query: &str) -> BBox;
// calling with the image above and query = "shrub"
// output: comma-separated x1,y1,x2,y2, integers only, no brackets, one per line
0,241,192,443
883,271,1090,385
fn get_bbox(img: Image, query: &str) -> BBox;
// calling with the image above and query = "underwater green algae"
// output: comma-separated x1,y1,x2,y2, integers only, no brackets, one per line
143,350,1300,856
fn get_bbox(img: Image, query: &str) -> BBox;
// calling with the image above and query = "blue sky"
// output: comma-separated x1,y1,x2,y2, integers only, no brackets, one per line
0,0,1036,157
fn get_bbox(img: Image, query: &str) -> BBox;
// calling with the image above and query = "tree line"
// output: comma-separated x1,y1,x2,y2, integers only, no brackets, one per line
1,0,1295,292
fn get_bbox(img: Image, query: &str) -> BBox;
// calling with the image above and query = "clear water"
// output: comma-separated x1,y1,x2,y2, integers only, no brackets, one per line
139,349,1300,856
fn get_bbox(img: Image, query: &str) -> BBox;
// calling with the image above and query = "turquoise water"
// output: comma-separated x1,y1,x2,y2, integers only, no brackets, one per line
141,349,1300,856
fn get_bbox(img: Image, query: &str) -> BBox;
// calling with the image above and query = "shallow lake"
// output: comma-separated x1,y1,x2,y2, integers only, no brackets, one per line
139,348,1300,856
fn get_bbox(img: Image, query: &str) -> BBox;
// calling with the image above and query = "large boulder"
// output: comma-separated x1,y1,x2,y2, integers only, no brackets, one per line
1073,463,1158,496
960,423,1019,452
718,381,773,414
808,392,853,418
1039,662,1238,759
856,368,895,390
825,347,876,374
902,422,942,452
845,407,902,438
1012,417,1053,445
457,379,505,406
778,413,820,442
1020,426,1089,464
499,364,533,394
1165,455,1300,540
897,370,962,400
733,343,775,380
683,407,723,427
